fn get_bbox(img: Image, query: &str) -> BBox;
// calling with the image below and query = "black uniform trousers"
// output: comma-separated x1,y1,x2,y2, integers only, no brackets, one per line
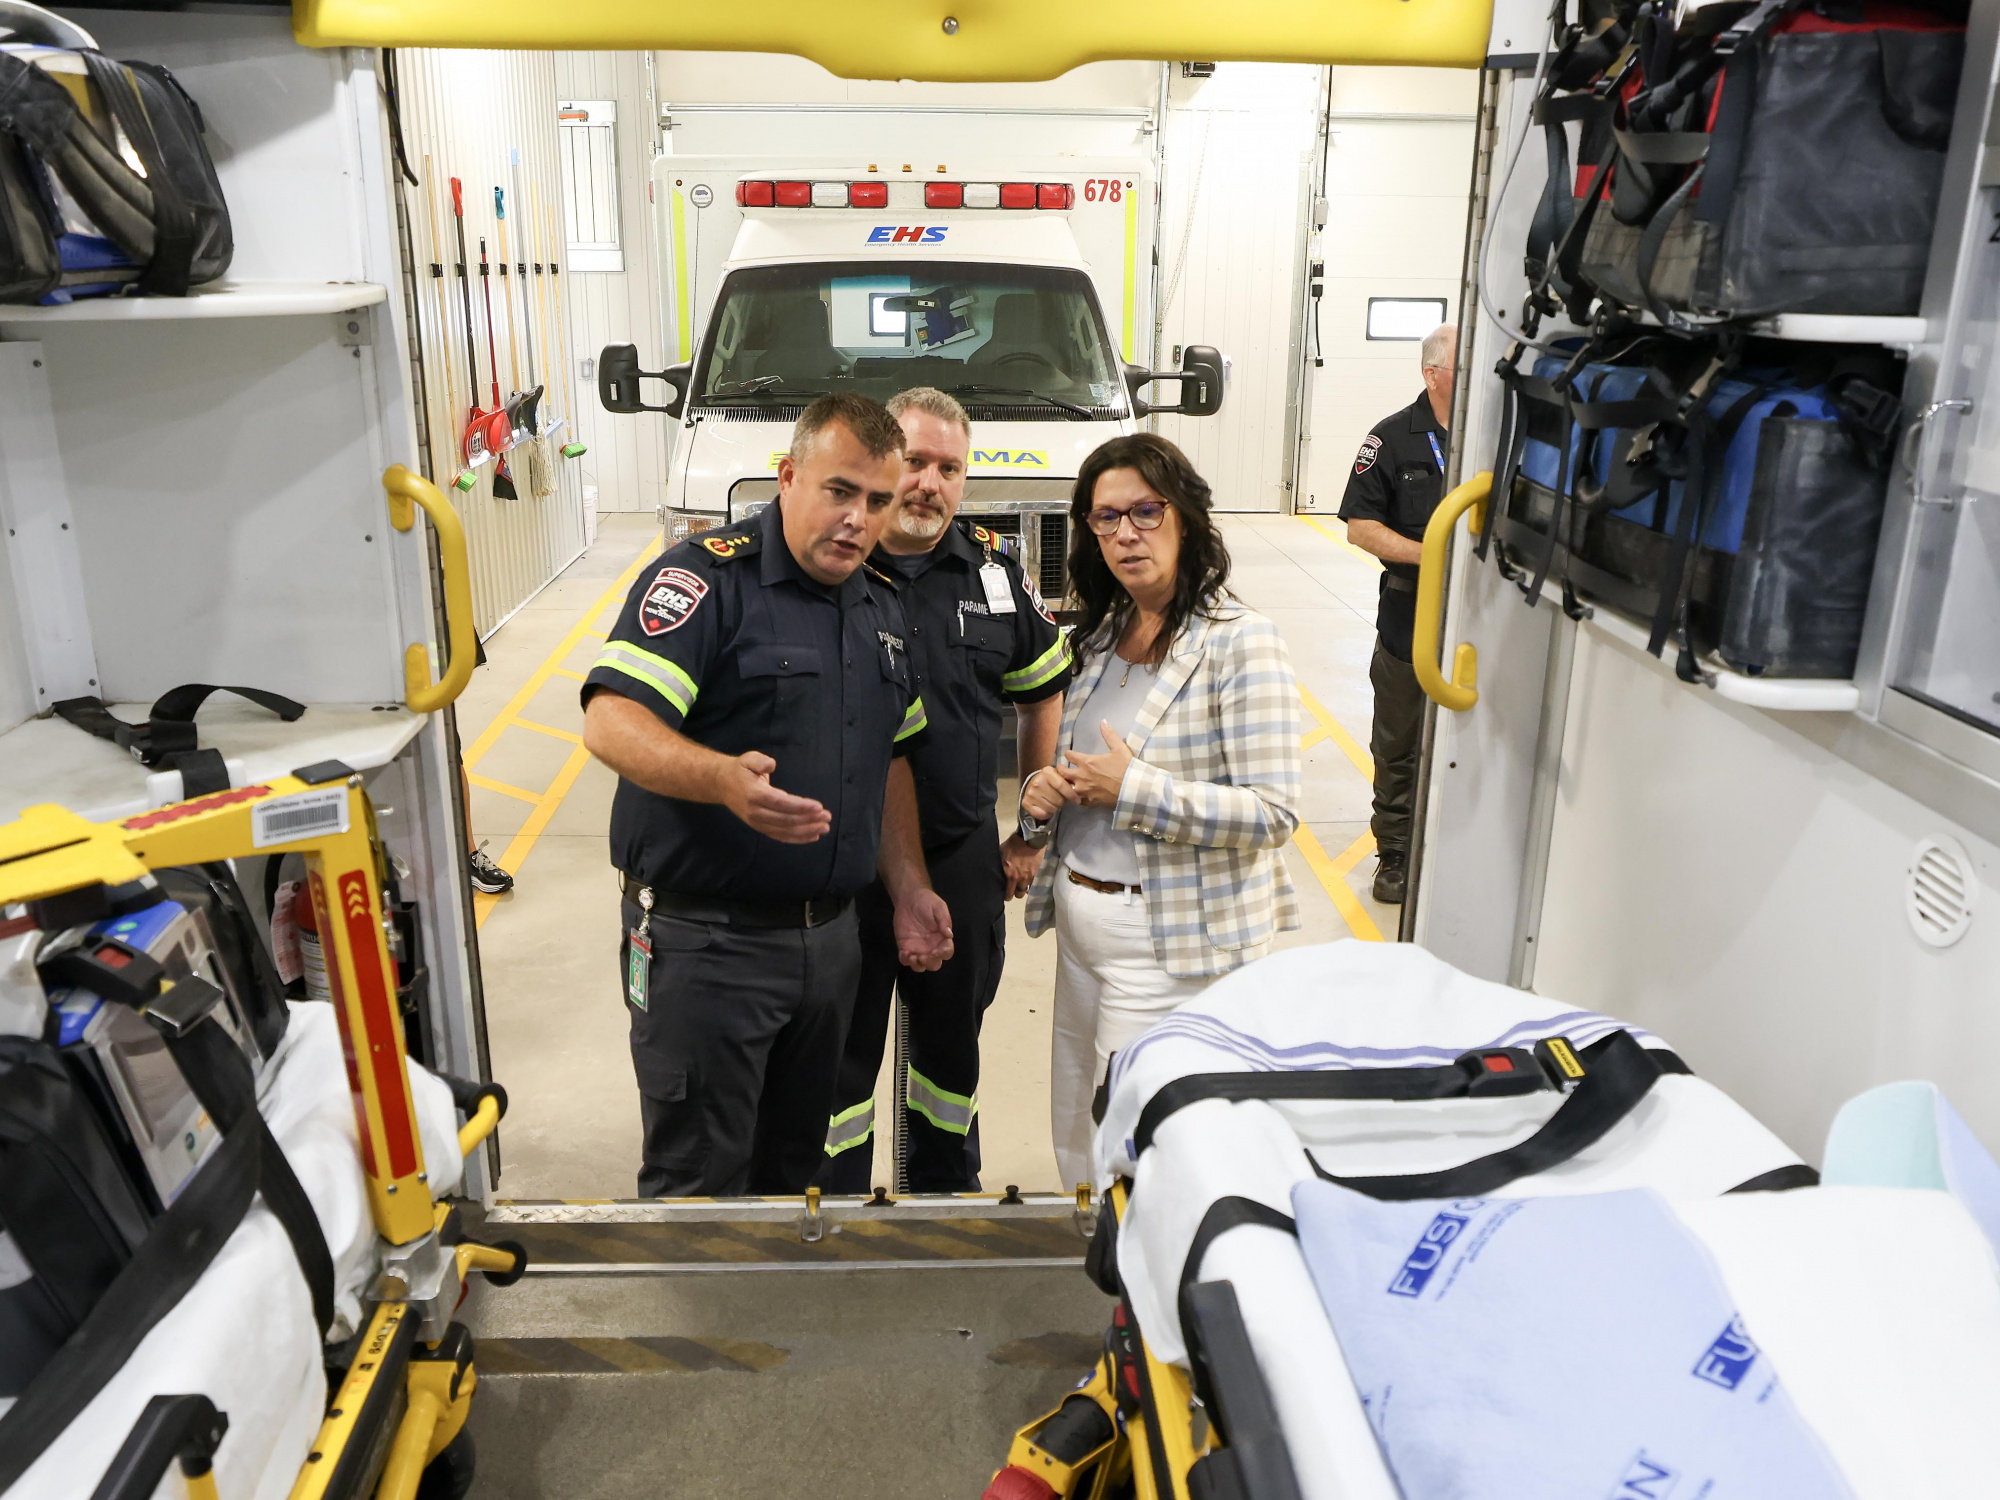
1369,636,1427,857
621,891,861,1197
815,823,1007,1193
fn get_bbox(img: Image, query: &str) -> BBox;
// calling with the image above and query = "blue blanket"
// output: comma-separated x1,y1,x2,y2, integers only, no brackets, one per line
1291,1182,1852,1499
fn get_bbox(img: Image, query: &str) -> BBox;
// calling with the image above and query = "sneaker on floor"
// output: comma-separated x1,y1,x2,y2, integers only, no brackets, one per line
1372,849,1407,905
469,845,514,895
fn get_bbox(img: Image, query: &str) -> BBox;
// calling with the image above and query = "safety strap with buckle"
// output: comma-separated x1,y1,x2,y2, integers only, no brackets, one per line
53,684,306,795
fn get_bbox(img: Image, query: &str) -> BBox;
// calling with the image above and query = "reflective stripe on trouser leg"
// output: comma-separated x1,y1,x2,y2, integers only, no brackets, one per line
905,1064,975,1136
825,1096,875,1157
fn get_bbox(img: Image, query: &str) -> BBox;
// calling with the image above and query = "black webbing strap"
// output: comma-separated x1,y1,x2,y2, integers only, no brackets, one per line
1179,1281,1308,1500
0,1074,257,1491
1178,1197,1299,1326
1522,388,1577,608
1309,1030,1688,1201
1728,1163,1820,1193
53,684,305,773
163,1010,335,1336
79,51,197,297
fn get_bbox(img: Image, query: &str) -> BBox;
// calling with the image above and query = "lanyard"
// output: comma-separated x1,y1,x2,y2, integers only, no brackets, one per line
1427,431,1446,473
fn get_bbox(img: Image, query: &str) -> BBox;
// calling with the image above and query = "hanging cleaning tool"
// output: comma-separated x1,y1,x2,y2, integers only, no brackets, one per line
423,159,474,493
539,190,587,460
451,178,502,472
476,234,519,497
511,151,558,498
494,183,543,457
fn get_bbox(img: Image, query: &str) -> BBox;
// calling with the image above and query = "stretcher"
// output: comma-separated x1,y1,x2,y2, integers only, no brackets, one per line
0,736,524,1500
988,943,2000,1500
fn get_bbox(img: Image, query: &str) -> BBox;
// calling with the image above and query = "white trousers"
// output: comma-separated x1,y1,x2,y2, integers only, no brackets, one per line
1051,872,1212,1189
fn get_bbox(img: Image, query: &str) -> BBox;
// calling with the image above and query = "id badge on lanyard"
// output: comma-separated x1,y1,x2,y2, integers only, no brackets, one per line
626,886,653,1010
980,562,1016,614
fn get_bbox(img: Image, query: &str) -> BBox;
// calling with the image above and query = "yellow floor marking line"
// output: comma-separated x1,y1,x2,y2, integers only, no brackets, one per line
1299,684,1375,782
515,718,584,744
1293,824,1384,943
551,666,588,682
474,744,593,928
468,773,544,805
1295,512,1383,572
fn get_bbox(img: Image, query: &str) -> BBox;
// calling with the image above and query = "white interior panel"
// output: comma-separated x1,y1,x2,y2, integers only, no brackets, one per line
1536,627,2000,1160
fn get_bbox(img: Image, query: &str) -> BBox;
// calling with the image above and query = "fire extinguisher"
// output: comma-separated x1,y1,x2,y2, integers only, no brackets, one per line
297,882,333,1005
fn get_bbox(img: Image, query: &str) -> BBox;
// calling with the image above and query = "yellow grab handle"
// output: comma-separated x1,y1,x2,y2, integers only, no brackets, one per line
1412,472,1492,713
457,1092,501,1157
384,464,476,714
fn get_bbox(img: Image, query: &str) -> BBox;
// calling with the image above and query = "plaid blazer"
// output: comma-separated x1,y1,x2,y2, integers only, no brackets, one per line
1024,602,1302,978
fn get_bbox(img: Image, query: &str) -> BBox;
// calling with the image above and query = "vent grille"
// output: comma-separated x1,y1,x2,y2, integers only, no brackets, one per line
1039,513,1069,601
1906,835,1977,949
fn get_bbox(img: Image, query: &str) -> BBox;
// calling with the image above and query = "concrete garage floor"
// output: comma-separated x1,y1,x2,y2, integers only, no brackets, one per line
458,510,1395,1201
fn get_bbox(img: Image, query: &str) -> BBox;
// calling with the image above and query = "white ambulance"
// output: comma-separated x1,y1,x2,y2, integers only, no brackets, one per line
597,157,1225,599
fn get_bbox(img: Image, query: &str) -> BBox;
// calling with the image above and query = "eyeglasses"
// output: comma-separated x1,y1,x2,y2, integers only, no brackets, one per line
1085,500,1170,536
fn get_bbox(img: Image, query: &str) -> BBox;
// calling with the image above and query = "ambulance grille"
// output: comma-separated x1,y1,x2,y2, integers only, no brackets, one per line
1906,835,1976,949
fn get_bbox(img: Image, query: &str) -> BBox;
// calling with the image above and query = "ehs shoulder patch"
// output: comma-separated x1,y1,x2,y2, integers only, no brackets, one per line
639,567,708,636
1355,434,1384,476
1026,582,1055,624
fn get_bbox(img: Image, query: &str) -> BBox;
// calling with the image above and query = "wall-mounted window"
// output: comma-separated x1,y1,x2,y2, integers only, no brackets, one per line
1366,297,1448,341
558,99,622,272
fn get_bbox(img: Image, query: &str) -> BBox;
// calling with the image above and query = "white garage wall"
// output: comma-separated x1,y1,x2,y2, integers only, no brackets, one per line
1298,68,1477,515
1151,64,1322,513
553,52,674,515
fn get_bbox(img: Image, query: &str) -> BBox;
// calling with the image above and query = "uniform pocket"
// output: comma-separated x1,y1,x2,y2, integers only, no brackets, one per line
739,644,823,752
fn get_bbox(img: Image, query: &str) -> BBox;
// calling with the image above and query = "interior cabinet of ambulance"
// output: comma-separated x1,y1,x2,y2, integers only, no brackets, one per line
0,8,492,1193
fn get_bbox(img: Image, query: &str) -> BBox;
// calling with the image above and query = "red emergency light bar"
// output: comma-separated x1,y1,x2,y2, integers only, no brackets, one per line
737,178,1076,209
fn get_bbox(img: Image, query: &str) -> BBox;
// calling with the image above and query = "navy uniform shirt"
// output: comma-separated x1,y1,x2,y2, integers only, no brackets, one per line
872,519,1072,850
1337,390,1450,662
581,499,928,901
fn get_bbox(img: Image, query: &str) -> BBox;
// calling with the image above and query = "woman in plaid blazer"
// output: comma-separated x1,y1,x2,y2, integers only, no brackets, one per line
1019,434,1302,1187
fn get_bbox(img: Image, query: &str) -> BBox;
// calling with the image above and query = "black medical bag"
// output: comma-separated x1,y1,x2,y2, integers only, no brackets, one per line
1538,0,1964,321
0,44,231,303
1494,335,1900,678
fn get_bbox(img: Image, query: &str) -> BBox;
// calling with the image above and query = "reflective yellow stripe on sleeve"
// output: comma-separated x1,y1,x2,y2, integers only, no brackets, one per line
894,695,928,742
1002,635,1071,695
592,640,700,716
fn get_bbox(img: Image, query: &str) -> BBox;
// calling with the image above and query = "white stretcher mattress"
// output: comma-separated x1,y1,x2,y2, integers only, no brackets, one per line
1103,943,2000,1500
6,1001,464,1500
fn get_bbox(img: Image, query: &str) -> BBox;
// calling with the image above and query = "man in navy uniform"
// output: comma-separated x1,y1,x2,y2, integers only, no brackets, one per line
817,388,1071,1192
1338,324,1455,906
581,393,955,1195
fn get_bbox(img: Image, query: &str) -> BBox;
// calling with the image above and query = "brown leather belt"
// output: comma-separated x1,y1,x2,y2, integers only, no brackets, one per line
1068,869,1141,896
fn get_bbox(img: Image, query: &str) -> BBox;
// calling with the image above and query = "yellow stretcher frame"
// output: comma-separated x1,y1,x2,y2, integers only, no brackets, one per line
293,0,1494,81
0,710,516,1500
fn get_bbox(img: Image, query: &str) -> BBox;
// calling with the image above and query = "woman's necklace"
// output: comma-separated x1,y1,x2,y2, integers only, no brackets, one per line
1118,616,1160,687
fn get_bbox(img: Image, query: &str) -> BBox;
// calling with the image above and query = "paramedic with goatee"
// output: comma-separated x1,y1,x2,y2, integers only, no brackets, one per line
581,393,954,1196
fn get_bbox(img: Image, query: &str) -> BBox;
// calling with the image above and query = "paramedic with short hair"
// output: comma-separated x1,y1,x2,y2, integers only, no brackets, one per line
1019,433,1302,1190
1339,324,1456,907
580,393,954,1196
816,387,1072,1193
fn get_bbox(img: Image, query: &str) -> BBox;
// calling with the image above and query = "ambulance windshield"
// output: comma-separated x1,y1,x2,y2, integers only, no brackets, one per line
695,261,1127,418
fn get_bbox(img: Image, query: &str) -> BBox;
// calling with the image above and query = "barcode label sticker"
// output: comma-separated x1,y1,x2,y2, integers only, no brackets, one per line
252,788,350,848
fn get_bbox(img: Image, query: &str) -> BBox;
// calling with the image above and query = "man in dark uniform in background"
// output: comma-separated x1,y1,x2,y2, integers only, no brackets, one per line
580,393,956,1196
818,388,1071,1193
1338,324,1456,906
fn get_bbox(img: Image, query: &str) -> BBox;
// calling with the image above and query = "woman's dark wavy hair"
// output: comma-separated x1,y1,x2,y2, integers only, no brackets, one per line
1065,433,1233,666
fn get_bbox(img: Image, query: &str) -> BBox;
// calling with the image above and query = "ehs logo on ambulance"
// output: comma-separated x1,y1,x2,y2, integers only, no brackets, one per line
971,450,1049,469
639,567,708,635
868,226,948,244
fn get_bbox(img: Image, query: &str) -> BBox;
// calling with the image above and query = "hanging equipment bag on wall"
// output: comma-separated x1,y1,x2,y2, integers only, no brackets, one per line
0,43,231,303
1573,0,1965,321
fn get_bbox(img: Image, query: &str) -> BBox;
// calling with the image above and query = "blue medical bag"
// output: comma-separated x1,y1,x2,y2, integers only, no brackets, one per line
1501,346,1895,679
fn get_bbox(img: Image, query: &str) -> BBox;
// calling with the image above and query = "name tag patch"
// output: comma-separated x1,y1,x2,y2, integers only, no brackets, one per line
640,567,708,636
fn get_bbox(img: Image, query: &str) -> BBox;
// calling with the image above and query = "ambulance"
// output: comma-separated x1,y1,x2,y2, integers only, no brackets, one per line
596,156,1226,597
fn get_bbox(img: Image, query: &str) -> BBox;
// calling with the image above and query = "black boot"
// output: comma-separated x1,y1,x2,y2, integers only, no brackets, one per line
1372,849,1407,904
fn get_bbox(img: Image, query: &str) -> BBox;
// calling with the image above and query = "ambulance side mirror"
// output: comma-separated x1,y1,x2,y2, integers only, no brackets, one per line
598,344,689,418
1122,344,1227,418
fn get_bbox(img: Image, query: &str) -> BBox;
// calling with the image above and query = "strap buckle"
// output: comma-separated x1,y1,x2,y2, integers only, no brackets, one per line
1450,1046,1553,1097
